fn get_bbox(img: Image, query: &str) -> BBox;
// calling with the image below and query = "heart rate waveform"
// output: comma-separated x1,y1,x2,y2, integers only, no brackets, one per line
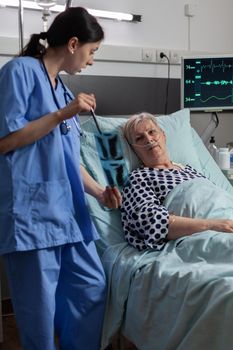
182,56,233,111
195,60,233,73
201,80,233,86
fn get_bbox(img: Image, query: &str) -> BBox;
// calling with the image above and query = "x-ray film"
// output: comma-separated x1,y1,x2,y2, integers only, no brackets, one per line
94,132,128,188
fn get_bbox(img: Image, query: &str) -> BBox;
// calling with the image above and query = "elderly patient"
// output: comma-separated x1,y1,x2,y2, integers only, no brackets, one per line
121,112,233,251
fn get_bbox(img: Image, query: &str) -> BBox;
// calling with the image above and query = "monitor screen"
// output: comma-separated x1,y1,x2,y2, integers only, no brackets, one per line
181,55,233,112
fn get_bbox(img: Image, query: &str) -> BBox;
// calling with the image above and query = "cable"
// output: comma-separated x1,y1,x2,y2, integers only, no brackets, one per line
212,111,219,128
160,52,170,115
200,111,220,145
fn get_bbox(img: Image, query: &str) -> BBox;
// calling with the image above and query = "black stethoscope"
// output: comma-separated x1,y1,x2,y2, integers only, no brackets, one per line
41,59,81,136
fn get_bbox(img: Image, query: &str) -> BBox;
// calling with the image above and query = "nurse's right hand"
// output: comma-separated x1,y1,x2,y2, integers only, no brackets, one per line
64,92,96,119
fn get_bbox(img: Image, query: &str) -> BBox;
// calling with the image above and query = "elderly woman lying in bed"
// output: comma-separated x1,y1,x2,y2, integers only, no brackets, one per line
121,112,233,251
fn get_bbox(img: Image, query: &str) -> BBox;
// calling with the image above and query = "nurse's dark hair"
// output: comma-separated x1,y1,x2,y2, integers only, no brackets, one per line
19,7,104,57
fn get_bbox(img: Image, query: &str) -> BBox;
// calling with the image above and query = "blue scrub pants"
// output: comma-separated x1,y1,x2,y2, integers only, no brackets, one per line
3,241,107,350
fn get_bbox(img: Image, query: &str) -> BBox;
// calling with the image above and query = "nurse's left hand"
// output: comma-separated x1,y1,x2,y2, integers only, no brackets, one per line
99,186,122,209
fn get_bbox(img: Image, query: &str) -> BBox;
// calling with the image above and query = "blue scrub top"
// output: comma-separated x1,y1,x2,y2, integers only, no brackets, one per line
0,57,99,255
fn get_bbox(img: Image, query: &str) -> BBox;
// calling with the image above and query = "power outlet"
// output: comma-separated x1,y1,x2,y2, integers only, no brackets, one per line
169,50,181,64
156,49,169,63
142,48,155,62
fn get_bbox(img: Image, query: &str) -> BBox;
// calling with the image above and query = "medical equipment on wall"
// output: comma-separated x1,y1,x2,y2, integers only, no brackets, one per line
181,55,233,112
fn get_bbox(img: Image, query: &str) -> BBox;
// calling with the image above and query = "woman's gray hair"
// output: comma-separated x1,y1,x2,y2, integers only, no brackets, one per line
122,112,160,145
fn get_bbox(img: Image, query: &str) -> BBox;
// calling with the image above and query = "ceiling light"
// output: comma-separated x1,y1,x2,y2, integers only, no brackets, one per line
87,9,141,22
35,0,56,9
0,0,142,22
0,0,64,11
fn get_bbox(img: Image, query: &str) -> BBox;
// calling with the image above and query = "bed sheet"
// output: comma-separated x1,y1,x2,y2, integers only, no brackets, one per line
101,178,233,350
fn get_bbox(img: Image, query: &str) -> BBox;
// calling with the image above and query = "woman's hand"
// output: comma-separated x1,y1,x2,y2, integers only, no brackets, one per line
80,165,122,209
0,92,97,154
208,219,233,233
98,186,122,209
168,215,233,241
62,93,96,119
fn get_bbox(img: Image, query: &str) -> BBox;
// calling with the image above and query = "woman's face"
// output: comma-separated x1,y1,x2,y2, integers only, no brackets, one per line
66,40,101,74
130,119,168,167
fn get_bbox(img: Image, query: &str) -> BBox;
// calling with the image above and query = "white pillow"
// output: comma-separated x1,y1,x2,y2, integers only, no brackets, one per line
80,108,203,182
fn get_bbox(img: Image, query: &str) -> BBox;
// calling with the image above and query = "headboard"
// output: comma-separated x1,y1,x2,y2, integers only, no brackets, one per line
61,74,180,115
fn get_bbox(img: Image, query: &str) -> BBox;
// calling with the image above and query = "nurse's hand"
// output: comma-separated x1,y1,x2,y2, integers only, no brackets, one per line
80,165,121,209
99,186,122,209
64,93,96,118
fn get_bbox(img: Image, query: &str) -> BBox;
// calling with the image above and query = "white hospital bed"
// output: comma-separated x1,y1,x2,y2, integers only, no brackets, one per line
80,108,233,350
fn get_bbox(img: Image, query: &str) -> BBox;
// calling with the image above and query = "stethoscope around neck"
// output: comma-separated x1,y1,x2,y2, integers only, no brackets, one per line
41,59,81,136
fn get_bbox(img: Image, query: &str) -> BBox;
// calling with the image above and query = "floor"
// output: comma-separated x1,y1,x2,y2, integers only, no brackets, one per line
0,312,137,350
1,314,21,350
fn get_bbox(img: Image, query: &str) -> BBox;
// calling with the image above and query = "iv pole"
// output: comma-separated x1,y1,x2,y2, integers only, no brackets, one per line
18,0,24,52
40,0,72,30
35,0,57,31
18,0,72,44
65,0,72,9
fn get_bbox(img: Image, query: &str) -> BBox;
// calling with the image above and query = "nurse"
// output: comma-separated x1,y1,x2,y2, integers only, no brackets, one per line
0,7,121,350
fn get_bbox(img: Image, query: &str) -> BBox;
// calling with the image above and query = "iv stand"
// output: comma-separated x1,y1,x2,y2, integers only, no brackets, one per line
18,0,24,51
41,8,51,32
41,0,72,30
65,0,72,9
36,0,57,31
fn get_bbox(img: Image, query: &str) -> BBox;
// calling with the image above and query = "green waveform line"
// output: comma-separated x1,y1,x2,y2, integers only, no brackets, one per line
197,60,233,72
185,60,233,72
201,80,233,86
200,94,232,103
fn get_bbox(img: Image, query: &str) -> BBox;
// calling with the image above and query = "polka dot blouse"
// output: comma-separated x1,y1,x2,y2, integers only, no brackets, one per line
121,164,205,251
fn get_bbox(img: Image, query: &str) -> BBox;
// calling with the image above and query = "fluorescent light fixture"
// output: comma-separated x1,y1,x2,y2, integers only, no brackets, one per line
0,0,142,22
0,0,64,11
87,9,141,22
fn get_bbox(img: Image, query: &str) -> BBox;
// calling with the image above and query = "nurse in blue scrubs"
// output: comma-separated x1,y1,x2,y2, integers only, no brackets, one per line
0,7,121,350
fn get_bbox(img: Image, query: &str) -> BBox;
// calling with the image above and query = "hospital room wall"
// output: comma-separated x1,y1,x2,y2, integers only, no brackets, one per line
0,0,233,147
76,0,233,148
0,0,233,299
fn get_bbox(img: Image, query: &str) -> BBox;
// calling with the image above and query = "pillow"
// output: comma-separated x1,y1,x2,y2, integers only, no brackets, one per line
156,109,202,171
80,108,203,177
80,109,204,255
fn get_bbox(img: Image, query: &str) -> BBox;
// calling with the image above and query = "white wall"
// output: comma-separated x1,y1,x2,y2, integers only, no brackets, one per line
1,0,233,72
0,0,233,142
0,1,233,143
0,0,233,298
82,0,233,52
